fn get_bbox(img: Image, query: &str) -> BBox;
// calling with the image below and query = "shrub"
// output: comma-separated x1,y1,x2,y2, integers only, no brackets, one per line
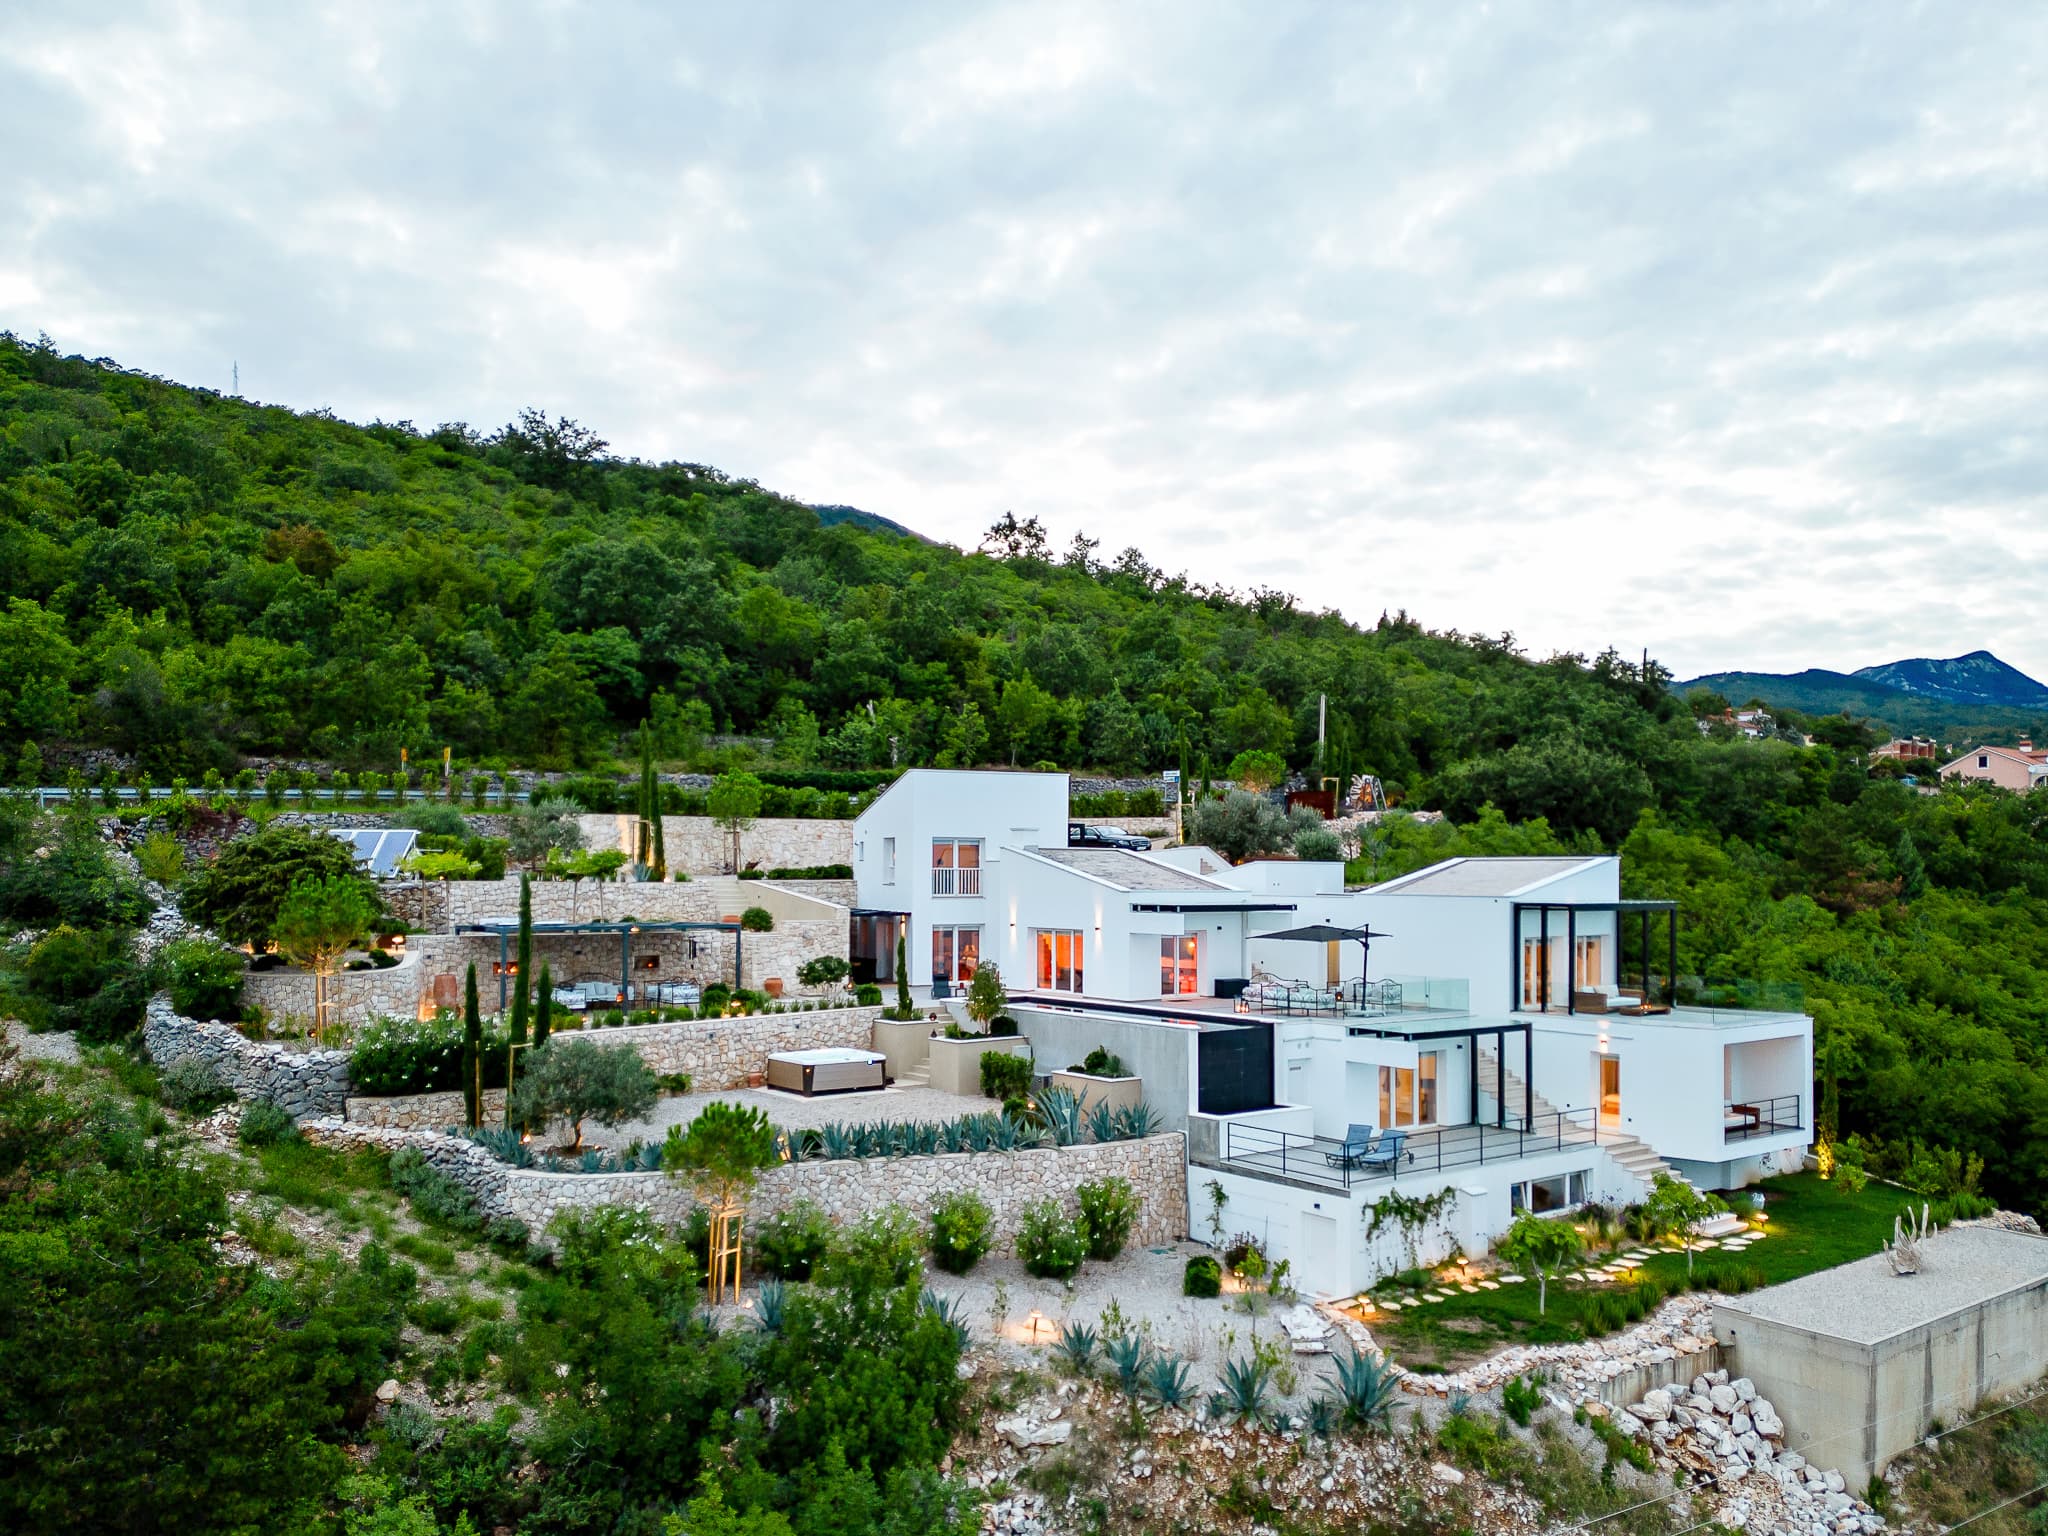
753,1199,835,1280
136,830,185,884
1184,1254,1223,1297
1052,1321,1099,1372
979,1049,1032,1100
388,1146,485,1236
165,938,245,1021
988,1014,1019,1037
397,804,469,838
159,1055,234,1113
237,1099,299,1147
1502,1373,1542,1427
797,954,850,990
183,822,378,950
1077,1046,1129,1077
22,924,147,1042
1016,1198,1088,1279
855,983,883,1007
1076,1176,1140,1261
350,1014,510,1095
930,1190,995,1275
739,906,775,932
820,1205,924,1288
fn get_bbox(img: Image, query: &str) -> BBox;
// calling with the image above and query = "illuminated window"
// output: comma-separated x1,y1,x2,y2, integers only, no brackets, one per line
1159,934,1198,995
1377,1051,1440,1127
1035,930,1084,993
931,925,981,982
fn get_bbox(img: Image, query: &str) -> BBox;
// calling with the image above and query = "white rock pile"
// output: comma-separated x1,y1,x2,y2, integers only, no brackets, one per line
1617,1368,1882,1536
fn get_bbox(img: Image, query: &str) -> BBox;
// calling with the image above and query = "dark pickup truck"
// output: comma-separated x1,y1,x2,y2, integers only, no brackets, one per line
1067,821,1152,851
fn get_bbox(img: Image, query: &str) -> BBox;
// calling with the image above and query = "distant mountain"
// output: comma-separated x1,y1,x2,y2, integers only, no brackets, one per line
811,503,931,542
1851,651,2048,710
1677,653,2048,745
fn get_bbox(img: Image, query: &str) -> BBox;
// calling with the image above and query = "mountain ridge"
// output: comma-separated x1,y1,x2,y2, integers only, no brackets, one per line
1678,651,2048,744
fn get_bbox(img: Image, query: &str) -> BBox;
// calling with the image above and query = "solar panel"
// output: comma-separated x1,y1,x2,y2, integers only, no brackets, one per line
326,827,420,878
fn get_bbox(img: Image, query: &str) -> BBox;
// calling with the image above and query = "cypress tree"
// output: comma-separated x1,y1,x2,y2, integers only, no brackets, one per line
894,929,913,1018
636,728,655,868
651,795,668,882
533,961,553,1052
510,874,532,1046
462,962,482,1129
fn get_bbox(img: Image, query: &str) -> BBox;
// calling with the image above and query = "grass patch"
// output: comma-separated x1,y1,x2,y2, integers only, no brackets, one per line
1369,1173,1915,1367
79,1043,161,1100
250,1137,388,1213
392,1232,459,1273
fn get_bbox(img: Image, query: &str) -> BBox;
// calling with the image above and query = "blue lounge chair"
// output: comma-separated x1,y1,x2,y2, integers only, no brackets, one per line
1325,1123,1379,1169
1357,1129,1408,1173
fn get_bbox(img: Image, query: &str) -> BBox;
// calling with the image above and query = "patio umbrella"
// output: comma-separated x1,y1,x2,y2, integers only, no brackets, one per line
1257,923,1392,980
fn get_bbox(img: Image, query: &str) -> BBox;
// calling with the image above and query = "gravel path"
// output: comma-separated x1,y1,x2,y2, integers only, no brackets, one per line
584,1083,1001,1147
4,1021,81,1066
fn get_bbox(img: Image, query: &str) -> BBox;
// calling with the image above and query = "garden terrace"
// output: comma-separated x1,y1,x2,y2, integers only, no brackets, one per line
454,916,744,1010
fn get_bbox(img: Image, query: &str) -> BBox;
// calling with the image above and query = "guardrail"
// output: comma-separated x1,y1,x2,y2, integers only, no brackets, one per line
26,786,535,809
930,866,982,896
1723,1093,1803,1142
1217,1106,1622,1191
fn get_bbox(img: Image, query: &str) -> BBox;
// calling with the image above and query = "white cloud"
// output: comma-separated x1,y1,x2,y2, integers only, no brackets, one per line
1,0,2045,683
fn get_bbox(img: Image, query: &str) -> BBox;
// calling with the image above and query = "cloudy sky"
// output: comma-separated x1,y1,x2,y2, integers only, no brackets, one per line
4,2,2045,682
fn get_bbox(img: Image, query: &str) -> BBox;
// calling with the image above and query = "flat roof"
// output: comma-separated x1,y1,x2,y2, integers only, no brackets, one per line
1026,847,1232,893
1716,1225,2048,1345
1371,856,1610,898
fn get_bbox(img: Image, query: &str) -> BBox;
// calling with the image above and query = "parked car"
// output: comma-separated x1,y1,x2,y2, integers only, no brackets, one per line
1067,821,1151,851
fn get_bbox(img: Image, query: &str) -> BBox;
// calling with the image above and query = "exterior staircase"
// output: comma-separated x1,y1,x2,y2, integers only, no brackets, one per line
893,1060,931,1090
1475,1046,1685,1197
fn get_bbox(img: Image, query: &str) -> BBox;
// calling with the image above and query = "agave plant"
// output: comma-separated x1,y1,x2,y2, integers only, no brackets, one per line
1305,1394,1343,1439
1141,1352,1195,1408
1084,1099,1119,1145
818,1123,855,1160
937,1119,968,1154
1211,1355,1273,1422
1104,1330,1149,1394
1035,1084,1085,1146
1112,1102,1163,1140
963,1114,995,1153
911,1122,941,1156
1051,1320,1099,1372
921,1287,972,1349
756,1278,788,1333
460,1125,536,1168
577,1148,614,1174
1331,1345,1400,1429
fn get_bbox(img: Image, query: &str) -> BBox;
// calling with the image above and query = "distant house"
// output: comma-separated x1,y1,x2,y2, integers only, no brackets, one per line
1873,736,1939,763
1697,707,1795,743
1939,740,2048,793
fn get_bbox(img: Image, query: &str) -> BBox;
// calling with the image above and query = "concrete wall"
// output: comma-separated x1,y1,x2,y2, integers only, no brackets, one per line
1009,1003,1198,1130
927,1034,1029,1096
1714,1240,2048,1487
582,814,853,876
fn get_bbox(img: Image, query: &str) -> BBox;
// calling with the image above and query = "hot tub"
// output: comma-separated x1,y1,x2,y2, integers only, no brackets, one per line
765,1047,888,1096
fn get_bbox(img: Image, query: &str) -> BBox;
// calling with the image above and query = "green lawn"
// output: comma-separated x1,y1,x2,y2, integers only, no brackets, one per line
1365,1173,1924,1370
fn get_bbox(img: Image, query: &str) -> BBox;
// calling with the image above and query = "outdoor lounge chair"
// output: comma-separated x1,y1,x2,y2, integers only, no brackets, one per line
1355,1129,1408,1173
1325,1123,1379,1169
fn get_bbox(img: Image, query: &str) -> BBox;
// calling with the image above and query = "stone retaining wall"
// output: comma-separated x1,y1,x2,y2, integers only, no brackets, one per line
582,815,854,876
142,996,352,1117
243,955,426,1030
298,1115,1186,1250
569,1005,881,1088
346,1088,508,1130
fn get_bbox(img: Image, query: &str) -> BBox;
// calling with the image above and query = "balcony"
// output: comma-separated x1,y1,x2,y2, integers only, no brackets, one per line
1724,1094,1804,1143
930,865,982,896
1213,1108,1621,1192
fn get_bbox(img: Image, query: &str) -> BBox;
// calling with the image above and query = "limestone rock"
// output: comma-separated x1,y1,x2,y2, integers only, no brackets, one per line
376,1379,401,1404
1638,1388,1673,1422
1431,1462,1465,1485
997,1417,1073,1450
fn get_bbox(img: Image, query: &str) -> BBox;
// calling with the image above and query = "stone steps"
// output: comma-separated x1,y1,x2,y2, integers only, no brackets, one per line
1475,1045,1686,1197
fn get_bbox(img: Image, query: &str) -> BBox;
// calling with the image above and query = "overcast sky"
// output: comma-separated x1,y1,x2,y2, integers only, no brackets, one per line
4,2,2045,683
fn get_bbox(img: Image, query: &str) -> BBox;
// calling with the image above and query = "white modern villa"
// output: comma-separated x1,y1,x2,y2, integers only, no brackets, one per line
850,769,1814,1297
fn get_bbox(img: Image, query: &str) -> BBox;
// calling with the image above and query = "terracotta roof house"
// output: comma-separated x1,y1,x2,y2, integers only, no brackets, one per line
1873,736,1940,762
1939,741,2048,792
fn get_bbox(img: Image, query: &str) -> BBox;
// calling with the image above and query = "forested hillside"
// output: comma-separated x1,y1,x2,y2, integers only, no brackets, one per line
3,330,2048,1209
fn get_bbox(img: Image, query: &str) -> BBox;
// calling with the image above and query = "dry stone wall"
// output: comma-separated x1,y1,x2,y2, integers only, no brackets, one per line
569,1005,881,1088
243,955,427,1029
581,815,853,875
346,1089,507,1130
142,996,352,1117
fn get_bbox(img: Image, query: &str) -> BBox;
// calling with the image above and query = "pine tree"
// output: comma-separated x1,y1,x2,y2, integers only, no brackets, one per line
510,874,532,1046
462,963,482,1128
1895,831,1927,901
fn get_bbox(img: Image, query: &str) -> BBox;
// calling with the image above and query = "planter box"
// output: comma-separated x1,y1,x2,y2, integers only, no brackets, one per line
872,1018,933,1083
928,1033,1030,1097
1048,1070,1143,1117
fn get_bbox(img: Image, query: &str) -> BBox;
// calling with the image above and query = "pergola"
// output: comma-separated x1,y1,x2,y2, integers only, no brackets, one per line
455,918,745,1009
1508,898,1678,1015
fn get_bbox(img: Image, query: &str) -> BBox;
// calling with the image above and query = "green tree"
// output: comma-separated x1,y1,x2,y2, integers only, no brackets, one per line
1492,1210,1585,1315
707,771,765,874
510,1036,658,1151
510,874,533,1047
963,960,1007,1029
532,960,554,1053
185,824,375,951
273,874,379,1041
507,792,585,870
1640,1173,1726,1275
462,964,482,1129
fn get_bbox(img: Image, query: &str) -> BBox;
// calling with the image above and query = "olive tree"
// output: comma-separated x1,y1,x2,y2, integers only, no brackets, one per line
507,1036,658,1151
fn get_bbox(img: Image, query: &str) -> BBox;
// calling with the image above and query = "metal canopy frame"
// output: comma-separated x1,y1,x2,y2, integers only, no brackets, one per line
1344,1016,1534,1130
454,918,744,1009
1509,899,1678,1016
1129,901,1299,914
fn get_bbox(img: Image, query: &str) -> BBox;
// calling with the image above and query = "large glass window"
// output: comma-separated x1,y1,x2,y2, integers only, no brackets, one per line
1159,934,1199,995
1035,929,1085,993
1520,938,1561,1008
931,925,981,983
1511,1170,1590,1214
931,839,982,895
1574,935,1604,989
882,837,895,885
1377,1051,1440,1128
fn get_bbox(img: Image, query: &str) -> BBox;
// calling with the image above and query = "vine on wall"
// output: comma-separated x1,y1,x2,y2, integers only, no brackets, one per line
1363,1184,1459,1267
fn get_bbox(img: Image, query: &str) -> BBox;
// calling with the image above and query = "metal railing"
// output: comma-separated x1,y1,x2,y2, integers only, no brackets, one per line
1723,1094,1804,1143
930,866,982,896
1217,1106,1621,1191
